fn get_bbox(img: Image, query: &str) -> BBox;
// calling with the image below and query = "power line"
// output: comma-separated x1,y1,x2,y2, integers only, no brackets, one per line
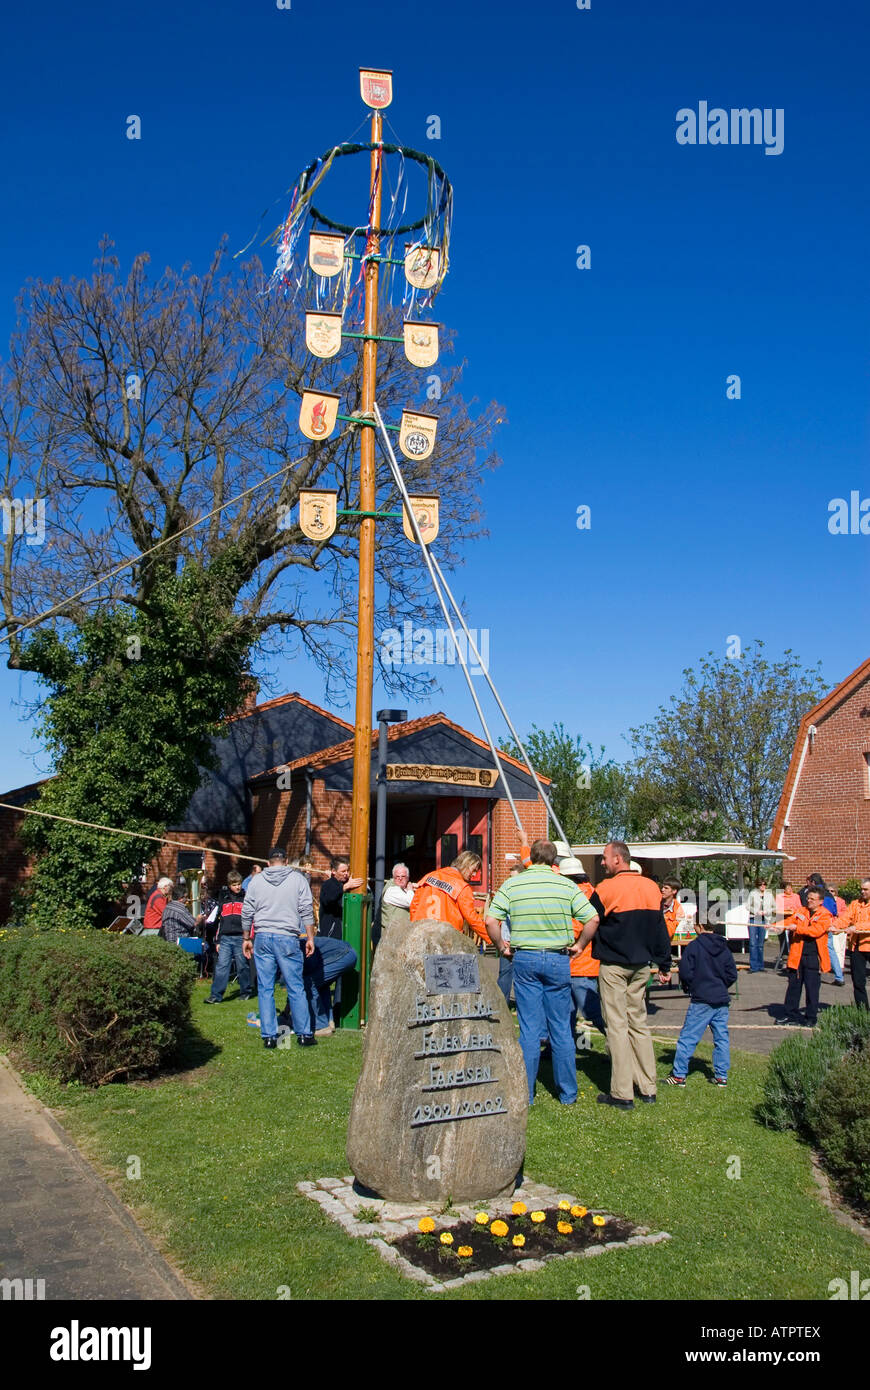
0,450,313,648
0,799,267,865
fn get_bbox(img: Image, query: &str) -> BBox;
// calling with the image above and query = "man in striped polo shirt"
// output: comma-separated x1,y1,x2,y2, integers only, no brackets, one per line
486,840,598,1105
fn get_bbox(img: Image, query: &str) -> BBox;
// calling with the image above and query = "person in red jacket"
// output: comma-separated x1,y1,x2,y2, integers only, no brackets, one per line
409,852,490,943
775,888,832,1026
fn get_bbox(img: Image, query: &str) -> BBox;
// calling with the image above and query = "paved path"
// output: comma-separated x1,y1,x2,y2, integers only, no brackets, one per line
482,942,857,1056
0,1056,192,1300
645,944,856,1055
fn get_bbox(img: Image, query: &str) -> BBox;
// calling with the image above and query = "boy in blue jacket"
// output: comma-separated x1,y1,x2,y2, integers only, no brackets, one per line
666,921,738,1088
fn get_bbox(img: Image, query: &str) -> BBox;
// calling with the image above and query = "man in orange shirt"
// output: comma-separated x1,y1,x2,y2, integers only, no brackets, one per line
840,878,870,1010
775,888,832,1026
409,851,490,943
559,859,605,1036
661,878,684,942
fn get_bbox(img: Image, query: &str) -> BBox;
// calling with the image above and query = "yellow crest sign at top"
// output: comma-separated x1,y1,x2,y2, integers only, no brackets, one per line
402,494,440,546
298,489,338,542
403,321,439,368
399,411,438,462
305,312,343,359
404,244,441,291
308,233,345,278
299,390,340,441
359,68,393,109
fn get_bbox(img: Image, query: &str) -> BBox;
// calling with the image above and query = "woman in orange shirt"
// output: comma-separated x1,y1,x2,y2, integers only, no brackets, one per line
776,889,832,1027
409,851,490,942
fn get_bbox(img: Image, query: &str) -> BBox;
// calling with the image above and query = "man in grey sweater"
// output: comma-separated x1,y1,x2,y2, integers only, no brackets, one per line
242,847,316,1049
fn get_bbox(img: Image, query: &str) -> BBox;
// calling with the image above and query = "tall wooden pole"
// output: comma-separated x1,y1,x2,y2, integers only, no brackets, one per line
349,109,383,887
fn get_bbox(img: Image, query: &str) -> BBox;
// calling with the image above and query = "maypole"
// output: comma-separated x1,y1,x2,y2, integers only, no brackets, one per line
259,68,452,1023
349,87,385,891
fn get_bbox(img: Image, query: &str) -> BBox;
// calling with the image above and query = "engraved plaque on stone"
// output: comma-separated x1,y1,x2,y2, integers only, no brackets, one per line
424,953,480,995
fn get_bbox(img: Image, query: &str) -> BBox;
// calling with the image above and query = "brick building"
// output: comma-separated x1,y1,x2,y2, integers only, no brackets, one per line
769,657,870,886
0,692,546,921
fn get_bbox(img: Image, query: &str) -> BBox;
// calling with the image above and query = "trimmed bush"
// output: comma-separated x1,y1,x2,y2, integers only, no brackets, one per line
0,927,196,1084
758,1006,870,1135
811,1043,870,1211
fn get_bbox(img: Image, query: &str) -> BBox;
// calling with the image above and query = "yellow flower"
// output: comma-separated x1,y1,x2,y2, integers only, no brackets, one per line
558,1200,571,1211
457,1245,473,1258
439,1232,454,1246
592,1215,606,1227
571,1205,586,1218
490,1220,509,1237
511,1201,527,1215
418,1217,435,1233
474,1211,489,1225
530,1211,546,1223
557,1221,573,1234
512,1234,526,1248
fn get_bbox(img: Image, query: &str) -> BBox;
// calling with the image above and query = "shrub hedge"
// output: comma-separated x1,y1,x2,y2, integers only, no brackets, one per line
0,927,196,1084
812,1043,870,1210
758,1006,870,1136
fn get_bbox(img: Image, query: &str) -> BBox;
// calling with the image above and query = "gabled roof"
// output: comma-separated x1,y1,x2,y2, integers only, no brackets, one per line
769,657,870,849
250,711,550,784
225,691,353,730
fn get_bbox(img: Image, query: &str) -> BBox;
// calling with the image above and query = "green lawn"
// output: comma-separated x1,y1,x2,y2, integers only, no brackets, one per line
21,985,868,1301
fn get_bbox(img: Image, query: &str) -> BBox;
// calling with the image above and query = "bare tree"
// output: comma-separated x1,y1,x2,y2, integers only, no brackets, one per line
0,240,502,702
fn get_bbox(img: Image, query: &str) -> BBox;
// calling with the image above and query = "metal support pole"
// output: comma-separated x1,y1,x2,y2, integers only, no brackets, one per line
374,715,389,925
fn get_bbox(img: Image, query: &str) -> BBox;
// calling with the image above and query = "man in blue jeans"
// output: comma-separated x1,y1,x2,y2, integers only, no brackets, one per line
242,847,316,1049
277,935,358,1036
667,919,738,1087
485,840,599,1105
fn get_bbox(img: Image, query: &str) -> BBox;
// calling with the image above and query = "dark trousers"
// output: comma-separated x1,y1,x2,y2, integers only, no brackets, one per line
783,961,820,1024
850,950,869,1010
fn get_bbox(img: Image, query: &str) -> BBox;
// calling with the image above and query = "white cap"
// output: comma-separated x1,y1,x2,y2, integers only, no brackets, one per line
558,857,586,876
629,860,642,874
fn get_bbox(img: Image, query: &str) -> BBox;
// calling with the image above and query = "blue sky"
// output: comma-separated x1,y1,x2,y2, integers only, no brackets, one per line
1,0,868,788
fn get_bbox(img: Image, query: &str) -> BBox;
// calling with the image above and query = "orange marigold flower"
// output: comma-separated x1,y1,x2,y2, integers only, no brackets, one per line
592,1215,606,1227
512,1234,526,1248
558,1200,571,1211
439,1231,454,1245
557,1221,573,1234
457,1245,473,1258
530,1211,546,1223
511,1201,527,1215
418,1217,435,1233
571,1205,586,1218
474,1211,489,1225
490,1219,509,1237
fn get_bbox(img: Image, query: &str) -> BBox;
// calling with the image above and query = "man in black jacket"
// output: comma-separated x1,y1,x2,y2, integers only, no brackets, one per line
666,921,738,1087
204,872,253,1003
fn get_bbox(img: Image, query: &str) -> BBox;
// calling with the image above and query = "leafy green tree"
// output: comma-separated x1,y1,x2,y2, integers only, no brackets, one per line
500,723,632,844
18,566,253,928
629,642,825,859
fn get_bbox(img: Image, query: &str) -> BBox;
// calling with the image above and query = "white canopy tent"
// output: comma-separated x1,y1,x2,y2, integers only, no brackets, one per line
559,841,792,889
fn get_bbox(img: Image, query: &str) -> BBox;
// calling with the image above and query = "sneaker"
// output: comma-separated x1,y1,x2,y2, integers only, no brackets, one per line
637,1093,657,1103
712,1076,727,1087
665,1074,686,1087
315,1022,336,1037
246,1014,261,1030
263,1038,278,1049
203,997,220,1005
775,1017,799,1026
297,1035,317,1048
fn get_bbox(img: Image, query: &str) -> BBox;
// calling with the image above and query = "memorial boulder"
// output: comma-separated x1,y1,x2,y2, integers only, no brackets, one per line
346,920,527,1203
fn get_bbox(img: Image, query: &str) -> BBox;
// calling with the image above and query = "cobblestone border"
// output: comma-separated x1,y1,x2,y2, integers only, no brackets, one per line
298,1175,670,1292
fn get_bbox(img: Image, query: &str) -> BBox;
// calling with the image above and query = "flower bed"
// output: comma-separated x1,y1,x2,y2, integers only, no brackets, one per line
397,1203,635,1277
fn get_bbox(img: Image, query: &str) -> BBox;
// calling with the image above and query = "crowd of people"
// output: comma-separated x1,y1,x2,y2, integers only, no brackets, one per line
135,841,870,1094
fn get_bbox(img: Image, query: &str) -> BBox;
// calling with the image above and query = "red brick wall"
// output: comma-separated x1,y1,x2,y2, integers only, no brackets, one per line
0,805,34,923
492,798,547,891
780,682,870,887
